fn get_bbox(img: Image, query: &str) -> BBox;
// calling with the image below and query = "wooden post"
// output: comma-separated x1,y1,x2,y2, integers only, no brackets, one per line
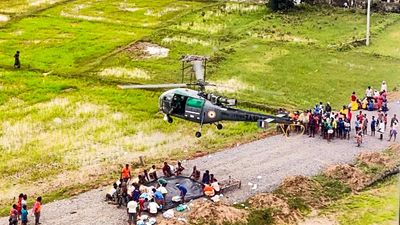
139,156,145,166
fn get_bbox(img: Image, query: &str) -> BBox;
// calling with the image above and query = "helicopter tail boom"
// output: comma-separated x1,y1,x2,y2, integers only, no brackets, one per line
219,108,292,124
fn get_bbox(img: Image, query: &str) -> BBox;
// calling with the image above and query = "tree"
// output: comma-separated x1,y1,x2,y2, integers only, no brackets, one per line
267,0,295,11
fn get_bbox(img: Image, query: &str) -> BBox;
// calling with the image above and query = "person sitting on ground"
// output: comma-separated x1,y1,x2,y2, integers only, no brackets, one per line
211,180,221,195
203,184,215,197
162,162,173,177
9,204,18,225
106,183,118,202
367,100,374,111
148,199,160,216
138,175,147,185
190,166,201,180
21,205,28,225
152,188,165,209
202,170,210,184
148,165,158,181
175,161,185,176
127,197,138,225
176,183,188,203
121,164,131,183
143,170,150,182
210,174,217,183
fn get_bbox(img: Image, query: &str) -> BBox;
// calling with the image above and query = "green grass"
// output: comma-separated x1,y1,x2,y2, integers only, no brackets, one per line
323,177,398,225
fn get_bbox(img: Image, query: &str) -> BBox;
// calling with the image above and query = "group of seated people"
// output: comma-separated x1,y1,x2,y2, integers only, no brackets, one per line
105,162,221,216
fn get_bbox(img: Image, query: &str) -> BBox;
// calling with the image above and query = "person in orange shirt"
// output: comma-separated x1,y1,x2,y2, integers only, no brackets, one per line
32,196,42,225
203,184,215,197
121,164,131,182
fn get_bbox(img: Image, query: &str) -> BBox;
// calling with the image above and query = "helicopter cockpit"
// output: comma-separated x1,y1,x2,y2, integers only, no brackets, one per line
159,92,188,116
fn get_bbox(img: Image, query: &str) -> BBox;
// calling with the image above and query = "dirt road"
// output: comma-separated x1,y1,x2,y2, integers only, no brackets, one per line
1,101,399,225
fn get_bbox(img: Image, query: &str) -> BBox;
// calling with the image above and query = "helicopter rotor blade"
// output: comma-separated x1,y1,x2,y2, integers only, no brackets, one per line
117,83,189,89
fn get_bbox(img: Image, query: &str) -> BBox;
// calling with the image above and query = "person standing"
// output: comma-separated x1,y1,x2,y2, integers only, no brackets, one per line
381,81,387,92
378,120,385,140
390,114,398,128
14,51,20,68
8,204,18,225
371,116,376,136
121,164,131,183
21,205,28,225
32,196,42,225
388,122,398,142
127,198,137,225
365,86,373,101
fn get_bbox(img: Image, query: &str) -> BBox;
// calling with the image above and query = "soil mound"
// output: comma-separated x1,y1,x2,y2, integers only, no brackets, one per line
278,176,329,208
357,152,391,166
188,201,248,225
248,193,301,224
324,164,369,191
126,42,169,58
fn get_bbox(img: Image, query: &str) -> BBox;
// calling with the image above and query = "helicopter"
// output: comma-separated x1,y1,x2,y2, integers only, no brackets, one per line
118,55,294,138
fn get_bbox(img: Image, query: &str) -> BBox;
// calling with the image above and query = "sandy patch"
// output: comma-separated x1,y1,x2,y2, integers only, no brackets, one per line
208,78,249,93
357,152,391,167
299,217,338,225
278,176,330,208
188,201,248,225
162,36,212,46
173,22,225,34
99,67,150,79
126,42,169,58
324,164,370,191
29,0,61,6
0,14,9,22
119,3,139,12
248,193,302,223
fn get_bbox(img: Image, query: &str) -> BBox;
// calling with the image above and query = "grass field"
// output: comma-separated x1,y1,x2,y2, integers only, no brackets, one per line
323,176,398,225
0,0,400,215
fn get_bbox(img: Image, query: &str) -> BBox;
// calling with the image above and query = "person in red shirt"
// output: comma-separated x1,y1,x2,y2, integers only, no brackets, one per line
16,193,23,217
347,110,352,123
121,164,131,182
9,204,18,225
162,162,172,177
350,91,357,102
32,196,42,225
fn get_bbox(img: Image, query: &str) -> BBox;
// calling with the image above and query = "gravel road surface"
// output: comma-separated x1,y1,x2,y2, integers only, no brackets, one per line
1,100,399,225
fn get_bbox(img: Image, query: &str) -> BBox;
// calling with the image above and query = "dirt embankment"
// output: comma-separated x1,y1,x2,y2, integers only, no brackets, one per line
188,201,249,225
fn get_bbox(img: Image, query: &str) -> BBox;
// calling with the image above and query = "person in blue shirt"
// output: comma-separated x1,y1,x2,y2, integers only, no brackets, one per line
21,205,28,225
132,184,141,202
152,189,164,208
371,116,376,136
176,184,187,203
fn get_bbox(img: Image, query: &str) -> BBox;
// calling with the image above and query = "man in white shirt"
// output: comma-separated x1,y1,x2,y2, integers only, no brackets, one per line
365,86,373,101
127,199,137,225
148,199,159,216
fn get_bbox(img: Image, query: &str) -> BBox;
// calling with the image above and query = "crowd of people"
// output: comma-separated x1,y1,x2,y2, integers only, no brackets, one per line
284,81,398,146
105,163,220,225
8,194,42,225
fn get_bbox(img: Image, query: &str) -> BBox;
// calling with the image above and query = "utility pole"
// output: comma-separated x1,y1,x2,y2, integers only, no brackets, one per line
366,0,371,46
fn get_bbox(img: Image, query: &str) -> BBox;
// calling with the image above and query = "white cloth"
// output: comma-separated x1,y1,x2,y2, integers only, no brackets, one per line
211,182,220,192
148,202,159,214
108,187,116,196
157,186,168,195
127,201,138,213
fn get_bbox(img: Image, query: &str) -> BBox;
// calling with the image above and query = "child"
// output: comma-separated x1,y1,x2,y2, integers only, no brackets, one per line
355,130,363,147
21,205,28,225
